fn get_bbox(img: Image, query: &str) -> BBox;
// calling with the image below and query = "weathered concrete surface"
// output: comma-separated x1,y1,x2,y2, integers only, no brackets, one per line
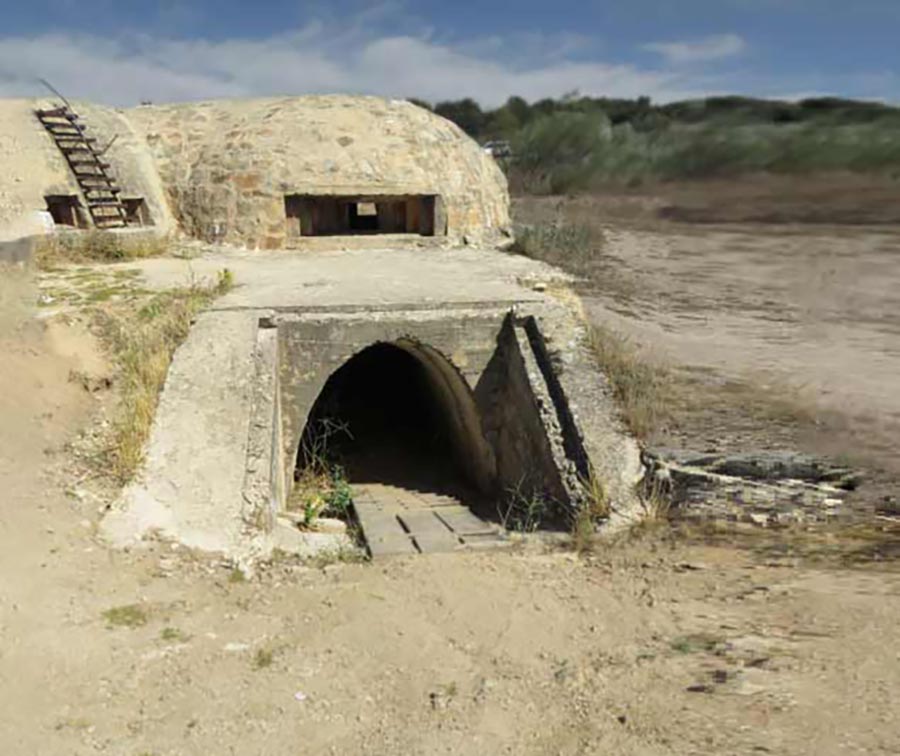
0,98,176,237
275,307,508,498
96,245,566,307
4,95,503,247
128,96,510,248
476,316,572,507
103,309,266,556
100,245,646,559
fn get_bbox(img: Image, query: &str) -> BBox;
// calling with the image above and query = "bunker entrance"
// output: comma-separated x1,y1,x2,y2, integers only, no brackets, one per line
45,195,88,228
297,343,477,499
284,194,439,237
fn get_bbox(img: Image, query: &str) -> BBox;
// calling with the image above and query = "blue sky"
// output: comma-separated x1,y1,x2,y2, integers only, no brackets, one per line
0,0,897,105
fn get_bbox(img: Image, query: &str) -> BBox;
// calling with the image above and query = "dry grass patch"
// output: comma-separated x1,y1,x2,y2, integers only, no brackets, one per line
572,470,612,553
98,269,234,482
511,221,604,276
34,230,169,270
102,603,149,629
587,323,673,439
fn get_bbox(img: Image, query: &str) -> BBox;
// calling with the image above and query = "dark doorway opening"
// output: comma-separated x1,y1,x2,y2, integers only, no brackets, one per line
45,195,87,228
348,201,379,232
297,343,480,502
122,197,152,226
284,194,440,237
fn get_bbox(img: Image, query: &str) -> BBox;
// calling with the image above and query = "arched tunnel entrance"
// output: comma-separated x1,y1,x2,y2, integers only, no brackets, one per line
296,341,497,524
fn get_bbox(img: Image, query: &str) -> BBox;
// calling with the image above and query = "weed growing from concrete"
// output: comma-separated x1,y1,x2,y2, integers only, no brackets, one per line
102,604,149,628
499,487,549,533
97,270,235,482
587,323,672,439
626,473,675,533
572,469,610,553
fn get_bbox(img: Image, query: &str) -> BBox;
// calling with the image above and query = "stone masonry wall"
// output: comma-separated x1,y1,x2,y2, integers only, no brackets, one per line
127,96,512,249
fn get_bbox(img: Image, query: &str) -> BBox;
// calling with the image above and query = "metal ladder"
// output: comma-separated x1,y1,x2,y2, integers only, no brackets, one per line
35,105,129,229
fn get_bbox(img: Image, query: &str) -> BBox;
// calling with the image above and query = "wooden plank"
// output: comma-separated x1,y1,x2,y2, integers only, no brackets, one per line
355,501,419,556
36,108,77,119
413,530,463,553
398,510,461,553
367,533,419,556
461,534,510,551
397,509,452,535
435,507,500,537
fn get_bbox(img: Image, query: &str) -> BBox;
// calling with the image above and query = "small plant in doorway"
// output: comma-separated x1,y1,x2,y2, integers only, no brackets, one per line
498,485,550,533
290,418,356,529
291,467,354,528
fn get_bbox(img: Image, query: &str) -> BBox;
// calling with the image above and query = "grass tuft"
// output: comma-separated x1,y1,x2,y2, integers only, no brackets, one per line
587,324,672,439
253,648,275,670
572,470,610,553
102,604,149,629
34,230,169,271
290,419,355,528
499,488,549,534
97,270,234,482
510,222,601,272
160,626,189,642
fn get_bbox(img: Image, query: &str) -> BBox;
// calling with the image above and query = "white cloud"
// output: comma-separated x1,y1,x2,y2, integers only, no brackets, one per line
0,23,892,107
0,24,708,107
642,33,747,65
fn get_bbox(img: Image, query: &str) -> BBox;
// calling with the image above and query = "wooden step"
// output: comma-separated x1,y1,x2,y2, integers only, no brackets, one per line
36,107,77,119
80,179,120,188
84,187,122,202
70,161,111,169
87,200,125,207
36,105,131,231
47,128,86,137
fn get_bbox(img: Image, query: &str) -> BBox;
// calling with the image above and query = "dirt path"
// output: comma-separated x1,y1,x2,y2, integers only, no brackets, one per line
2,268,900,754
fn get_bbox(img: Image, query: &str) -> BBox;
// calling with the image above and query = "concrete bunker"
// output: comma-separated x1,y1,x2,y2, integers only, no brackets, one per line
284,195,441,237
296,340,494,507
106,305,647,561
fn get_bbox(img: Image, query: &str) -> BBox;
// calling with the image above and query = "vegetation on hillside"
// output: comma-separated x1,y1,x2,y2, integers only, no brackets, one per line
412,94,900,192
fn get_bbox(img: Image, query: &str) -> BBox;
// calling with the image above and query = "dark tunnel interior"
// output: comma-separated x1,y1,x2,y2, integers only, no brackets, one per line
296,343,480,501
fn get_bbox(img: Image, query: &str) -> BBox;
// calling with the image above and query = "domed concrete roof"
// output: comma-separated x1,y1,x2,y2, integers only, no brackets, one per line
128,95,512,249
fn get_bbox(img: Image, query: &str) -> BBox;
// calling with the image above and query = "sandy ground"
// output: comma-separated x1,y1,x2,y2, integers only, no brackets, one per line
1,262,899,755
514,195,900,486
